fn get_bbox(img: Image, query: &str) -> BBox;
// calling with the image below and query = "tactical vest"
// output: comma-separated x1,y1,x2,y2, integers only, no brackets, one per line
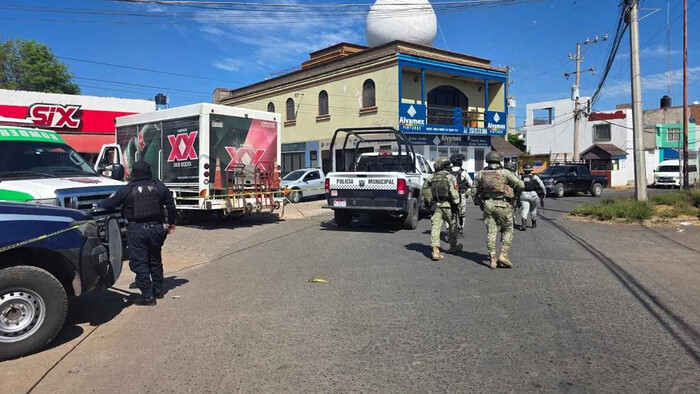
130,181,162,221
430,172,451,203
481,169,508,197
452,167,468,193
522,175,537,192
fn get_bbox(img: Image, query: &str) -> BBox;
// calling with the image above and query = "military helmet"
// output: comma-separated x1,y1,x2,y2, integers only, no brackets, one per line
504,162,517,171
434,157,451,171
449,153,465,164
485,151,502,164
523,164,533,173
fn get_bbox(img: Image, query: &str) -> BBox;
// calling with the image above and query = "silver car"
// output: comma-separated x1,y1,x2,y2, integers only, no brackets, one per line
281,168,325,203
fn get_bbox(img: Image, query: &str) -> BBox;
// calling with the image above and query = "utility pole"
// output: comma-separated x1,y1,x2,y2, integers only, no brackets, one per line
627,0,648,201
682,0,689,190
565,34,606,162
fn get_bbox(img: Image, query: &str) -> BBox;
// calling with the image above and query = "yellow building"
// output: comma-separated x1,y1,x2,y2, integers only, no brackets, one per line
214,41,516,175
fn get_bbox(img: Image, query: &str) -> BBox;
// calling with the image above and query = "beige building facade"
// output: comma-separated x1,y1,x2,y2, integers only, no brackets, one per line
215,41,510,176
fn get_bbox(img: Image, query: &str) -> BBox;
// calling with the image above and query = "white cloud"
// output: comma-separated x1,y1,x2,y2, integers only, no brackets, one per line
601,65,700,98
192,2,363,72
212,58,245,72
616,45,681,60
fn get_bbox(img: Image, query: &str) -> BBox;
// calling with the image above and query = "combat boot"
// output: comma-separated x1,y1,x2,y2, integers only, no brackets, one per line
521,219,527,231
447,243,463,254
532,219,537,228
489,252,497,269
431,246,444,261
498,249,513,268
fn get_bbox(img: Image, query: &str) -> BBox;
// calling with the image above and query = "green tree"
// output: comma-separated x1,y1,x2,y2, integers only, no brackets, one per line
507,133,526,152
0,38,79,94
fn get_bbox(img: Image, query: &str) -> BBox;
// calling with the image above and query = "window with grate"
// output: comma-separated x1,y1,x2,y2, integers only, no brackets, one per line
286,98,295,121
318,90,329,116
667,127,680,142
362,79,376,108
593,124,611,142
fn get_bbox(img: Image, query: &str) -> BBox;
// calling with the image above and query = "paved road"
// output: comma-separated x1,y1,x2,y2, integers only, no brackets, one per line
3,191,699,392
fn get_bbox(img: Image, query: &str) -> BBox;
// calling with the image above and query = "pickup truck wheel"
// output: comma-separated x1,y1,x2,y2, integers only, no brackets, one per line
555,183,565,198
0,266,68,360
590,183,603,197
289,190,302,204
334,210,352,227
403,197,419,230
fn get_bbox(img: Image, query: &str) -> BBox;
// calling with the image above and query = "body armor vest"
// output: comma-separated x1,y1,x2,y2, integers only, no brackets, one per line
481,169,507,196
130,181,162,221
522,175,537,192
430,172,451,203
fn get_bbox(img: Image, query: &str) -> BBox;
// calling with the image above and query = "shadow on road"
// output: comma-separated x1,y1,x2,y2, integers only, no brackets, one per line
319,216,402,234
179,212,281,230
404,242,491,268
45,276,189,352
540,214,700,365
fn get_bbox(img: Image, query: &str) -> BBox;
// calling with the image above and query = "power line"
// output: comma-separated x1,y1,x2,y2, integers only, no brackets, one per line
59,56,245,85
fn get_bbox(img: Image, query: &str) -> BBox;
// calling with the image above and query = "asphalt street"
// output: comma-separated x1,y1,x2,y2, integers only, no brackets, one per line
2,190,699,393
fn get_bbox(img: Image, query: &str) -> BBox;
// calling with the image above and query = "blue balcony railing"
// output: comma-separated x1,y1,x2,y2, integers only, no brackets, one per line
426,106,485,128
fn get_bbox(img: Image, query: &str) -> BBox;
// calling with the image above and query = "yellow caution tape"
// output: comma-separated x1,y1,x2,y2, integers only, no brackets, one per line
308,278,328,283
175,187,327,201
0,224,82,254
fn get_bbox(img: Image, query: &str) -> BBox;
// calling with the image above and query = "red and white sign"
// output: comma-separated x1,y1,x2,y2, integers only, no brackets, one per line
28,103,82,129
167,131,198,162
225,146,268,171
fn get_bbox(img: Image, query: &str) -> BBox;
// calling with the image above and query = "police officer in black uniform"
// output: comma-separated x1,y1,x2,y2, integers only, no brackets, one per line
102,161,176,306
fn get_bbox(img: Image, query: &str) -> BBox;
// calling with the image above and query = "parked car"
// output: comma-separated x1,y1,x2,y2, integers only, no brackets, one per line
281,168,326,203
0,202,123,360
538,164,607,198
651,159,699,188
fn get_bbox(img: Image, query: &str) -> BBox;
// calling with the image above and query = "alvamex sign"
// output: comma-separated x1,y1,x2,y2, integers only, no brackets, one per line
28,103,81,129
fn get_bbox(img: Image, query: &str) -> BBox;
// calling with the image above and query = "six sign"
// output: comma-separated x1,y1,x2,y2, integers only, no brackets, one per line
28,103,81,129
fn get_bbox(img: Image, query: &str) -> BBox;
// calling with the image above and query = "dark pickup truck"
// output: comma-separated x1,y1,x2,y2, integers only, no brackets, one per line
538,164,607,198
0,202,123,360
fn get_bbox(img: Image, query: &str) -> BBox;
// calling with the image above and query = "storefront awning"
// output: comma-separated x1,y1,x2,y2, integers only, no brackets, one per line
60,134,114,154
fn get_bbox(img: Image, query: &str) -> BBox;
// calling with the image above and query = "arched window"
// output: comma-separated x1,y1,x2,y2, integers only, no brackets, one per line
318,90,329,116
286,98,295,122
267,102,275,113
362,79,376,108
427,85,469,126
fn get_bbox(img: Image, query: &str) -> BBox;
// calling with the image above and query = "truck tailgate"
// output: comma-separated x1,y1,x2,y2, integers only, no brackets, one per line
326,173,406,210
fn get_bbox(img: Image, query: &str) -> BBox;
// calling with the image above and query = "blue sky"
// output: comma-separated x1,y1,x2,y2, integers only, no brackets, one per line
2,0,698,126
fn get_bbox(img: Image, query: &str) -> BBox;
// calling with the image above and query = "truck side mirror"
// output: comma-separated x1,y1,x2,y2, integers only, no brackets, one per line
107,164,125,180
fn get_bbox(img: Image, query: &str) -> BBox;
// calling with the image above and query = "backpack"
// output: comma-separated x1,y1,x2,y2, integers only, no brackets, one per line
430,172,451,203
481,169,510,197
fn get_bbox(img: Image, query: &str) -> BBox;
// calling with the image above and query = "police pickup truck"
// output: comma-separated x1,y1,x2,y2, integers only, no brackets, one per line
324,127,431,230
0,202,123,360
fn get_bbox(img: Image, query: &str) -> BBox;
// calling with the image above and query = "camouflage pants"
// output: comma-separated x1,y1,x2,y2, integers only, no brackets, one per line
483,199,514,254
431,205,457,248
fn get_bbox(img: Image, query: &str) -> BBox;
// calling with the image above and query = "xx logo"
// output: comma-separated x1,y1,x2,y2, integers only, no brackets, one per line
167,132,198,162
28,103,81,129
225,147,267,171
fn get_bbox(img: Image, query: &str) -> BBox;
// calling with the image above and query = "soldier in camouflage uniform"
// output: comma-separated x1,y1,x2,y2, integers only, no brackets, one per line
422,157,462,261
472,151,524,269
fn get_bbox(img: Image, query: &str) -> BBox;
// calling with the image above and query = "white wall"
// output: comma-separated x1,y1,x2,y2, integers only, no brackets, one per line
0,89,155,112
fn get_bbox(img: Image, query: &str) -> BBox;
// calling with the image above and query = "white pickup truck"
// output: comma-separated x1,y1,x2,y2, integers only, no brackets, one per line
323,127,432,230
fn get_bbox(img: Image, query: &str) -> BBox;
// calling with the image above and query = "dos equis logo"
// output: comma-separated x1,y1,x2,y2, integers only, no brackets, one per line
167,131,198,162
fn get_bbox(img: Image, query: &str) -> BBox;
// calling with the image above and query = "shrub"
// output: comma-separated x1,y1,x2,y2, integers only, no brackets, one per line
571,198,653,221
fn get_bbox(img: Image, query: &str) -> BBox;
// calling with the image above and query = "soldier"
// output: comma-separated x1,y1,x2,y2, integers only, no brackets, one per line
472,151,524,269
518,164,547,230
449,153,473,236
503,161,520,225
422,157,462,261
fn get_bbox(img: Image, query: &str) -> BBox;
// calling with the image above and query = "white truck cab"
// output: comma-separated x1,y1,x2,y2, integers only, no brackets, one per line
652,159,699,188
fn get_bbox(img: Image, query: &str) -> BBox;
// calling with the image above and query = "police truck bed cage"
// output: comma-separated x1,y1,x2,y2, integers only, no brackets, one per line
329,127,417,173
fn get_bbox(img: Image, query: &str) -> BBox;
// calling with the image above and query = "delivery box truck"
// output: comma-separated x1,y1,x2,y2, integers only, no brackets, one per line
94,103,283,220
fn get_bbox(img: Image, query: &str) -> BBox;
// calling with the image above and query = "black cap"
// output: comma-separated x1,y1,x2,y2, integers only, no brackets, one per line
132,161,153,179
450,153,465,162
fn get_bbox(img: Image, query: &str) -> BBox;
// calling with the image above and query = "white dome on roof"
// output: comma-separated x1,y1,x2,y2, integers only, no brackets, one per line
366,0,437,47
